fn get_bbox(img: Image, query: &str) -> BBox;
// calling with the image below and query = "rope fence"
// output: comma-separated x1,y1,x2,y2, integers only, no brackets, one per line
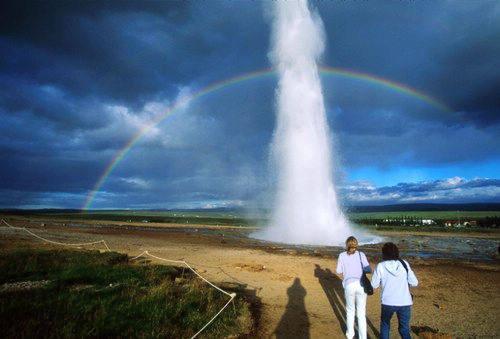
130,250,236,338
1,219,111,251
0,219,238,339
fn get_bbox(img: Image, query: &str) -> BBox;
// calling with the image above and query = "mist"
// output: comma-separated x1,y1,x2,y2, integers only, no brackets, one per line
254,0,359,246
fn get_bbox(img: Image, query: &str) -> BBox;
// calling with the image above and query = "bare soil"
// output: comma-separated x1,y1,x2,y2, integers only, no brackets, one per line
1,218,499,338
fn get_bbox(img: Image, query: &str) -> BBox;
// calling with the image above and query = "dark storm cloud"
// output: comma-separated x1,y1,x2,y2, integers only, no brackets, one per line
1,0,268,106
0,0,270,208
0,75,111,132
1,13,181,106
0,150,101,191
0,0,498,209
331,108,500,169
317,0,500,126
316,0,500,180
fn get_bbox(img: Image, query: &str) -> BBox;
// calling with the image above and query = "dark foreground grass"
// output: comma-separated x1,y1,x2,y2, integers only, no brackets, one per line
0,249,251,338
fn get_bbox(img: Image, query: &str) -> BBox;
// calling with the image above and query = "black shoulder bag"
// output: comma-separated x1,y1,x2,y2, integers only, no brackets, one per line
359,251,373,295
398,259,414,300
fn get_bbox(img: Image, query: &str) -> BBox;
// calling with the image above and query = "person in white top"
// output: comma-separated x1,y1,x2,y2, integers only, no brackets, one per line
336,236,372,339
371,242,418,339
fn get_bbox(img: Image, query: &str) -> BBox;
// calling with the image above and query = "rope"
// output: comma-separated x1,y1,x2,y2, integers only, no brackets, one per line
138,251,232,297
1,219,111,251
130,251,237,339
185,261,262,290
1,219,240,338
191,292,236,339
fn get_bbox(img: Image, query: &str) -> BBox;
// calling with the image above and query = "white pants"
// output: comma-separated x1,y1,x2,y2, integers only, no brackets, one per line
344,280,367,339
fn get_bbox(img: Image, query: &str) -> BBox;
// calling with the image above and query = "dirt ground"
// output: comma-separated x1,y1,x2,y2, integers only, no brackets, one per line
1,218,499,339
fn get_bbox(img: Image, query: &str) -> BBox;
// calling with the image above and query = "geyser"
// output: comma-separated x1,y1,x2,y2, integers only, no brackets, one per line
254,0,359,246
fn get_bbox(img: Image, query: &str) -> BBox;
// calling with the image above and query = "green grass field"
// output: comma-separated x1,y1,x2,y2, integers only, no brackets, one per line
2,208,499,229
13,209,260,227
346,211,500,220
36,208,500,220
0,249,250,338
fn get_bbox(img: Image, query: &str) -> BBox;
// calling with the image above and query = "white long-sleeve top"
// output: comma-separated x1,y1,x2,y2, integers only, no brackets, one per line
336,250,371,288
371,259,418,306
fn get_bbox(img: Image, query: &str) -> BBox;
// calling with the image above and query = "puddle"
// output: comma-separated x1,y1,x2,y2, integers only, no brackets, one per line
216,228,500,261
28,221,500,261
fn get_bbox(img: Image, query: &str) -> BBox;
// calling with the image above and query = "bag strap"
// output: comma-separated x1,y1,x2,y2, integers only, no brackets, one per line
398,258,408,275
398,259,413,300
358,251,367,272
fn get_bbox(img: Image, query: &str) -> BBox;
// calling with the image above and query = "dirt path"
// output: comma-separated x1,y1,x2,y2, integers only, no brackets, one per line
1,220,499,338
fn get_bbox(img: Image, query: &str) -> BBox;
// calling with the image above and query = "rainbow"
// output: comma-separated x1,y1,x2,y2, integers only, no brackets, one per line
81,66,453,210
319,66,452,113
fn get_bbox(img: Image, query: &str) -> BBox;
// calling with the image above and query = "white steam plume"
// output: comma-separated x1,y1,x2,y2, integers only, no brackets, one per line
254,0,372,246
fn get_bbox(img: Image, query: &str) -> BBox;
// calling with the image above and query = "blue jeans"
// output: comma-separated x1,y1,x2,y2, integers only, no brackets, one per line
380,304,411,339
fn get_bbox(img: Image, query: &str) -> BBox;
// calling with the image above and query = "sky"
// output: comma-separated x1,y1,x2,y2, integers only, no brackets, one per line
1,0,499,210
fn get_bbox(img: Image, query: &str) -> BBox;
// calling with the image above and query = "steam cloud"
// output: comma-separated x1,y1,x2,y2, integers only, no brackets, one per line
254,0,362,246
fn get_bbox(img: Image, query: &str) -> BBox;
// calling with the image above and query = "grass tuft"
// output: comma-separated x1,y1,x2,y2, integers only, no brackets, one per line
0,249,251,338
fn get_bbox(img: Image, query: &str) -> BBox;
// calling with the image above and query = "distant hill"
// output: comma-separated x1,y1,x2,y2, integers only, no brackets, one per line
344,203,500,213
2,203,500,215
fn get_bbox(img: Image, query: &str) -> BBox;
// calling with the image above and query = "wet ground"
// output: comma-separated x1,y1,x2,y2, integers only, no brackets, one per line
17,219,500,261
175,225,500,261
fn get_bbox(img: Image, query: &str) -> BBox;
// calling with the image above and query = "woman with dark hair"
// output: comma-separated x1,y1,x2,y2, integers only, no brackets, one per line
336,236,372,339
371,242,418,339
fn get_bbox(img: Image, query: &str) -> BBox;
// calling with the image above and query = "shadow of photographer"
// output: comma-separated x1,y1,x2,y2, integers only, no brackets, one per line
314,264,380,339
274,277,310,339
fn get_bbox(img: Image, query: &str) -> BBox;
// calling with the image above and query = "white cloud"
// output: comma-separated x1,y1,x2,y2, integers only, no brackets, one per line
120,177,151,189
438,176,465,188
341,177,500,204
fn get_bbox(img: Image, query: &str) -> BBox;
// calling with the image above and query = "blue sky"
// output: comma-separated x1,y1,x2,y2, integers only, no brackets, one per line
1,0,499,209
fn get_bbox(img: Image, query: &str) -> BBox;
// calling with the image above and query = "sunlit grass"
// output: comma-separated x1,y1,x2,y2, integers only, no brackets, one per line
0,249,251,338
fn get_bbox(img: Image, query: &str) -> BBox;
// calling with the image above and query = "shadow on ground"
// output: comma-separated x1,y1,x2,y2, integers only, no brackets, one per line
274,277,310,338
314,264,380,339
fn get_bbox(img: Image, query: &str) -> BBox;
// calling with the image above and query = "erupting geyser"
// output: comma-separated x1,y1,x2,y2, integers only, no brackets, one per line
254,0,359,246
